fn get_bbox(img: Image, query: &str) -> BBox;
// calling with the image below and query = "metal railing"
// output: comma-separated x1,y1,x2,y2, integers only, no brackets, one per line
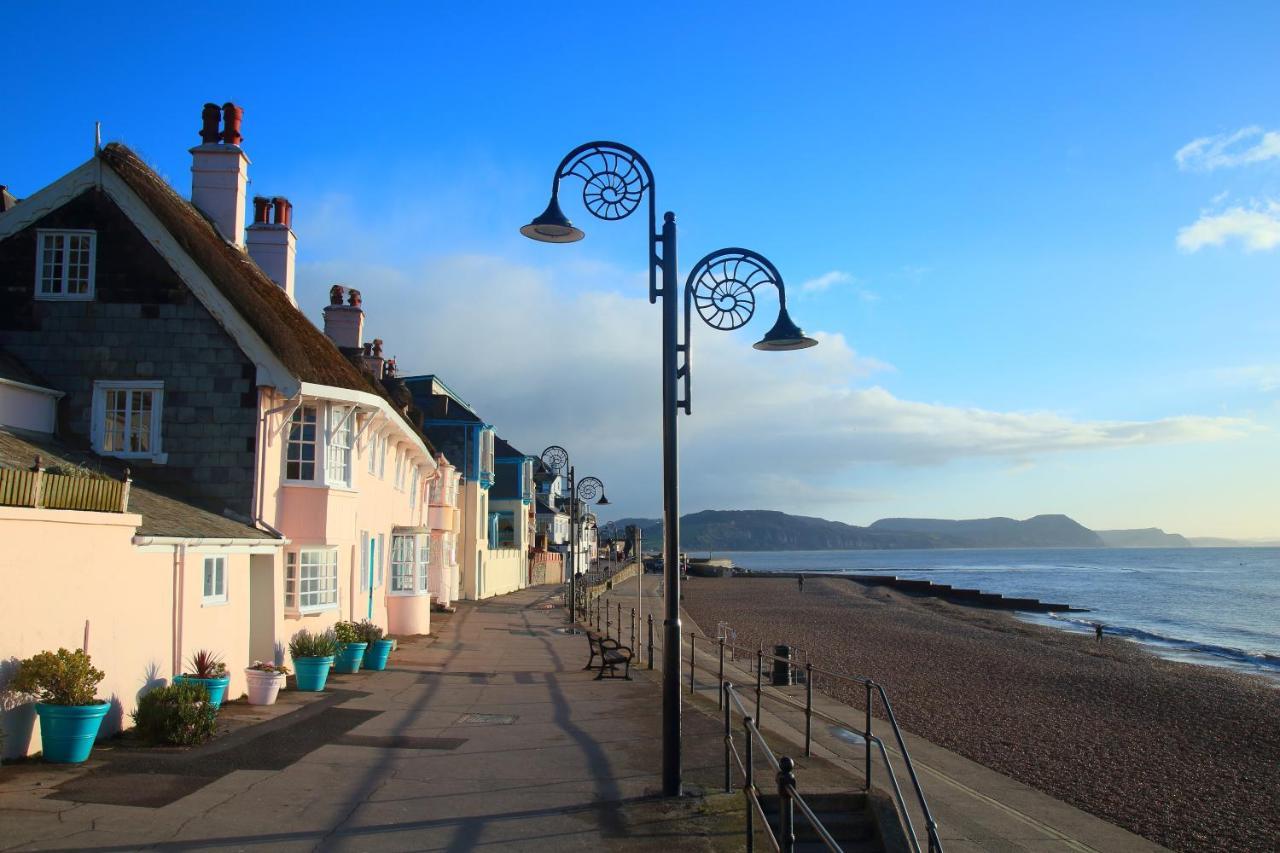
723,681,842,852
689,631,943,853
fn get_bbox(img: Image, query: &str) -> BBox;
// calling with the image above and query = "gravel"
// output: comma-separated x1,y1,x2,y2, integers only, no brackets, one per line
681,575,1280,853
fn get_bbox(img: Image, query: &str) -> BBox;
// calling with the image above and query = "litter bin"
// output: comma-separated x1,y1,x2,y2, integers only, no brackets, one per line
771,644,792,686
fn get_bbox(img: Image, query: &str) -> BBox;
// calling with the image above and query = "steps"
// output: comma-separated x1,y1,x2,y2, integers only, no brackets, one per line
755,792,885,852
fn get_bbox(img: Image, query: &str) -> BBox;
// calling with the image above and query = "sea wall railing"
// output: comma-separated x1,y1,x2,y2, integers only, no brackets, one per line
582,586,943,852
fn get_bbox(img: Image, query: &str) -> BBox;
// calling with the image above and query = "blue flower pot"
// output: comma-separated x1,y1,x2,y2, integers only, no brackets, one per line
35,702,110,764
293,656,334,691
173,675,230,709
334,642,368,674
362,639,394,671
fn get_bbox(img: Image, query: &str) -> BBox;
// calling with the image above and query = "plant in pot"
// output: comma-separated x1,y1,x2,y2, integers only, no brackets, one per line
132,681,217,746
356,620,394,671
10,648,108,763
289,629,337,692
244,661,290,706
173,650,230,710
332,621,368,674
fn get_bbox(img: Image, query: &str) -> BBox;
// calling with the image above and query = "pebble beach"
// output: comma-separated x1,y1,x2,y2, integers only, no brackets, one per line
681,575,1280,853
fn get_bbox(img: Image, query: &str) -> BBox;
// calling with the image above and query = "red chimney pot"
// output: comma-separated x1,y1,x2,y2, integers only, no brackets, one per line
329,284,346,305
252,196,271,224
372,338,383,357
199,103,221,144
221,102,244,146
348,288,362,307
271,196,292,228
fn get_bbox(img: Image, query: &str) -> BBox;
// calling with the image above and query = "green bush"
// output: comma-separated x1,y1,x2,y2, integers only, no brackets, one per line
354,620,384,644
10,648,104,706
333,621,361,645
289,628,337,659
132,683,217,746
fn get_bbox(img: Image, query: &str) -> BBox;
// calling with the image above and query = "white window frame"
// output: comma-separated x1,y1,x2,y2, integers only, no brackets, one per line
285,548,339,614
285,404,319,482
326,405,354,488
35,229,96,301
394,447,406,491
409,468,419,507
367,431,379,475
202,556,227,606
390,534,430,595
91,380,165,462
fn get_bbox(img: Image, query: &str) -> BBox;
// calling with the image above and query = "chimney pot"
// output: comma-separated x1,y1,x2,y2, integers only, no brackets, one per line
199,103,221,144
372,338,384,357
220,102,244,146
348,288,362,307
363,342,373,357
329,284,346,305
323,285,365,350
252,196,271,224
271,196,292,228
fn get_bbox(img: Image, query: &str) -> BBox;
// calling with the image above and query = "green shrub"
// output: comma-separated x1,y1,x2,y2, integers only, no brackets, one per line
289,628,337,659
10,649,104,706
132,683,217,746
354,620,384,644
333,621,361,645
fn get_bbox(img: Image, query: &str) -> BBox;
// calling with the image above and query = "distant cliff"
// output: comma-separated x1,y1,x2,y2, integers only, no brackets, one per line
868,514,1104,548
1096,528,1191,548
615,510,1106,551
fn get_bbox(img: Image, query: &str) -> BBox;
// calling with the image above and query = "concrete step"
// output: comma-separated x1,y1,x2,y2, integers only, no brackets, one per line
756,792,884,852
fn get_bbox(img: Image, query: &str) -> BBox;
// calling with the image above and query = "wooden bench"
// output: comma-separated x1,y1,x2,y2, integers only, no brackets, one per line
584,631,633,680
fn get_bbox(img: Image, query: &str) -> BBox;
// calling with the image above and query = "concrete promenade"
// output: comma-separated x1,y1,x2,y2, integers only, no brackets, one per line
601,571,1170,853
0,585,740,852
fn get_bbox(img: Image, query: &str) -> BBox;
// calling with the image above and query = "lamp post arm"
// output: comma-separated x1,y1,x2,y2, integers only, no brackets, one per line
551,141,661,303
678,248,791,416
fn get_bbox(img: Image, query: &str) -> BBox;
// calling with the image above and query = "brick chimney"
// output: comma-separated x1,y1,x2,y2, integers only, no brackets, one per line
322,285,365,352
246,195,297,303
190,102,250,247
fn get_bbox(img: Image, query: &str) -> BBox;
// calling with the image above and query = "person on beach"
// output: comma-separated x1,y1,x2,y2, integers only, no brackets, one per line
1095,622,1103,643
798,574,805,593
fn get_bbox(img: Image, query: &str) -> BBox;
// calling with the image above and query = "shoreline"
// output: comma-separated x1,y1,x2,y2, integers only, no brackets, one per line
680,575,1279,853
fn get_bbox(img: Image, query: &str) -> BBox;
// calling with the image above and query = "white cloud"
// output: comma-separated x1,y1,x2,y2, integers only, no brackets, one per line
295,253,1255,519
801,270,853,293
1176,200,1280,252
1203,364,1280,393
1175,126,1280,171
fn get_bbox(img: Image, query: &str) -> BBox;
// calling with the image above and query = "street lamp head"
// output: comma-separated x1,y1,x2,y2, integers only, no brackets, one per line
753,305,819,351
520,194,585,243
596,490,611,506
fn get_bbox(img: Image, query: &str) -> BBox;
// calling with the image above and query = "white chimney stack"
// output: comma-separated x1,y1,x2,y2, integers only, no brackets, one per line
246,196,297,303
190,102,249,247
323,285,365,351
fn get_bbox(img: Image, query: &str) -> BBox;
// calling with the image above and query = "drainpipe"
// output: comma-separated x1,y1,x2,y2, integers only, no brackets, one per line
171,543,186,677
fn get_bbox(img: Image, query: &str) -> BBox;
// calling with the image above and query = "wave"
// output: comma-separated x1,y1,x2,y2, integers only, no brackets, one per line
1042,614,1280,670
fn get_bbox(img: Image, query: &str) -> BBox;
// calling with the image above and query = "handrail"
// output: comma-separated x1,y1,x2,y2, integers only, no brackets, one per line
585,589,943,850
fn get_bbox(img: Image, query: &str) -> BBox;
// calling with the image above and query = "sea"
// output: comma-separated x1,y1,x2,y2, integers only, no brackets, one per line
712,547,1280,684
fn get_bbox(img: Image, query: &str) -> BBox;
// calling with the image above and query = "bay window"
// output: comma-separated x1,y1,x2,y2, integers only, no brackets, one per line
285,549,338,613
390,533,430,595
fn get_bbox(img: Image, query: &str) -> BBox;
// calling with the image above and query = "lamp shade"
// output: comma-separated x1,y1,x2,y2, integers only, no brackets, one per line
753,306,819,351
596,491,611,506
520,195,585,243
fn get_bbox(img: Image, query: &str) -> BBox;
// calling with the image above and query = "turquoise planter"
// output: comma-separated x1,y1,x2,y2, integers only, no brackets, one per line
362,639,394,671
334,642,368,674
293,656,334,691
173,675,230,709
35,702,110,764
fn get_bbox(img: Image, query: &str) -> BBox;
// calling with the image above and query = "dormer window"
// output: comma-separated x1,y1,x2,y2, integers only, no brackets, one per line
91,380,165,462
35,230,95,300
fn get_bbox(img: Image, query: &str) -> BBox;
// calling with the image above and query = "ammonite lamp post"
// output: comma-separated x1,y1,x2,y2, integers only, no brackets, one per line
523,143,816,797
541,445,609,622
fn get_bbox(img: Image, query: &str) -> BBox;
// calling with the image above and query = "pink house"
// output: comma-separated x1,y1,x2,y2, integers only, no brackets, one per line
0,103,463,757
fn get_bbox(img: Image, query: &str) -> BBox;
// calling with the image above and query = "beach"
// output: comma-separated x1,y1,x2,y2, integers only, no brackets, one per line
681,575,1280,853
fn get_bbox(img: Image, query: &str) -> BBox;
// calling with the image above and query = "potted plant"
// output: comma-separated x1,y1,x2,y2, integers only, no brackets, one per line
332,621,368,674
289,629,337,692
356,620,395,671
173,650,231,710
244,661,289,706
10,648,108,764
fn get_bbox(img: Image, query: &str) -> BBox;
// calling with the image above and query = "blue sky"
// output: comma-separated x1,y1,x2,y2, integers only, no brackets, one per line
4,3,1278,536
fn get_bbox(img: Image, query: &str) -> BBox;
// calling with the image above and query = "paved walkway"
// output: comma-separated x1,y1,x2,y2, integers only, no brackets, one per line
0,585,741,852
601,572,1170,853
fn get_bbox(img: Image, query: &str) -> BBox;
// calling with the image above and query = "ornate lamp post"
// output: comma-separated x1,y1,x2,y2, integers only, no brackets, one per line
523,143,816,796
541,445,609,622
